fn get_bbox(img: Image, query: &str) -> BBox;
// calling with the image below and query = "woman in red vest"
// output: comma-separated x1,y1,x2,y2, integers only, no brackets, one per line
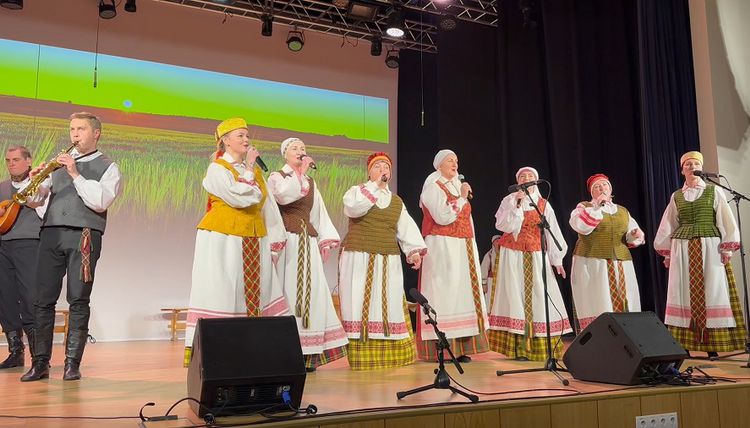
487,166,571,361
417,149,489,362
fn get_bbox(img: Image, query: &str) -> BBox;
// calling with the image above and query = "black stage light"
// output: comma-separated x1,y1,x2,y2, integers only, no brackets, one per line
124,0,136,13
370,35,382,56
385,8,405,38
261,14,273,37
99,0,117,19
385,48,399,69
286,28,305,52
0,0,23,10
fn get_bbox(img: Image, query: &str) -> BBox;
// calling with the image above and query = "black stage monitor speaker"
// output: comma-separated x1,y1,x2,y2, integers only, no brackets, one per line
563,312,688,385
187,316,306,417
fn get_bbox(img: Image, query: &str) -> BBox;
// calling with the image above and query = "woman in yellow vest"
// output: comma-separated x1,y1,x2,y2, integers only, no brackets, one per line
654,151,745,358
569,174,645,331
339,152,426,370
184,118,289,366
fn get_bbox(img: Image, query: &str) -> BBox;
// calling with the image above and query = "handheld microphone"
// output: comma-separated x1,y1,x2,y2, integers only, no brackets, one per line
457,174,473,199
693,170,720,179
381,174,389,183
255,156,268,172
409,288,436,315
508,179,543,193
299,155,317,170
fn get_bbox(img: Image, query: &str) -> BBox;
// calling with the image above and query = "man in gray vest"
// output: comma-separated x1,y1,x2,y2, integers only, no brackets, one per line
0,145,45,369
21,112,122,382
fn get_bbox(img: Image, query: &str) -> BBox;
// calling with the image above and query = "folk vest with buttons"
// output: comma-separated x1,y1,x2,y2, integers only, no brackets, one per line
343,193,402,255
0,179,42,240
573,202,632,261
671,184,721,239
43,154,113,233
197,160,268,238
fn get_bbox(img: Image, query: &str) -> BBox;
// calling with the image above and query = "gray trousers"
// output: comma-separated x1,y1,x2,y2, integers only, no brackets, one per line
33,227,102,360
0,239,39,332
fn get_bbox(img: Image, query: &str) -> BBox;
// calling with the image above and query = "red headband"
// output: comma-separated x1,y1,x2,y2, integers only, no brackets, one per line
586,173,610,191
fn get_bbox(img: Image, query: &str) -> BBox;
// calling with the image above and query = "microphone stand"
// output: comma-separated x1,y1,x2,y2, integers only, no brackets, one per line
396,305,479,402
702,176,750,367
496,184,570,386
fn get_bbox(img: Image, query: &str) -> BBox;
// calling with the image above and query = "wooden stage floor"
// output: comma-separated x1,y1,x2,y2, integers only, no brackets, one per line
1,340,750,427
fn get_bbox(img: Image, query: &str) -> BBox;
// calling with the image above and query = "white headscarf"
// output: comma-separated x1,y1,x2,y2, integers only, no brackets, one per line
432,149,456,170
515,166,539,181
421,149,461,204
280,137,303,155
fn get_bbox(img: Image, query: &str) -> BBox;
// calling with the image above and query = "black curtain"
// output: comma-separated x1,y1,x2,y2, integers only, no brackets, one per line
397,0,700,318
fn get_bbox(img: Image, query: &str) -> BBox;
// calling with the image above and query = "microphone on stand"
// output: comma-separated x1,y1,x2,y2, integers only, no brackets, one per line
299,155,317,170
409,288,436,315
693,170,721,179
457,174,473,200
508,179,544,193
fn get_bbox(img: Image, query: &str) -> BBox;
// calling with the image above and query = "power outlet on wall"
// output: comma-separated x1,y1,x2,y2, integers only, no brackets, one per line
635,412,678,428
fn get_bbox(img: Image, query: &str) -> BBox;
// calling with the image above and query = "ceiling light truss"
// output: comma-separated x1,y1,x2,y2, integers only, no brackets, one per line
156,0,499,53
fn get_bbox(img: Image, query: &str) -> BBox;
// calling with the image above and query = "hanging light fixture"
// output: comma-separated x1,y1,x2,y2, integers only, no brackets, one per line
99,0,117,19
385,8,405,38
0,0,23,10
286,27,305,52
385,48,399,69
124,0,137,13
370,35,382,57
261,14,273,37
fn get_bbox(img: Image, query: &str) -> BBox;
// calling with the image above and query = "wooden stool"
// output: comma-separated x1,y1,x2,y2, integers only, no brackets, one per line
54,309,70,341
161,308,188,341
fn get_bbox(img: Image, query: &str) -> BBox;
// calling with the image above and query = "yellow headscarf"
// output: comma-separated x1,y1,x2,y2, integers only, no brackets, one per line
215,117,248,143
680,151,703,166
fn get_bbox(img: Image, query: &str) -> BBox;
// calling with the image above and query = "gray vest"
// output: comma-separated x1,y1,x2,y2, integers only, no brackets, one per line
43,154,114,233
0,179,42,240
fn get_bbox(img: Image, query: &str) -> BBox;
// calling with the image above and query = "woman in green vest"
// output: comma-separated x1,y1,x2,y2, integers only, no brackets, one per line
569,173,645,331
654,151,745,358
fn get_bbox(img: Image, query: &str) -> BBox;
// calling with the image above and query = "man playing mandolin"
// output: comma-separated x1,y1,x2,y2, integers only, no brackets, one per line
0,146,46,370
20,112,123,382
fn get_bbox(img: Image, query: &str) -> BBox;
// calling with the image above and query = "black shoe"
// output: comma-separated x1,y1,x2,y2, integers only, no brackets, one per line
20,360,50,382
514,356,530,361
0,330,25,369
707,351,719,360
62,330,89,381
456,355,472,363
305,366,317,373
63,360,82,381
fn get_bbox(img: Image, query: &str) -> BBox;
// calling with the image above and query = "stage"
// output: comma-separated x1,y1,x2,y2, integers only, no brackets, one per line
1,341,750,427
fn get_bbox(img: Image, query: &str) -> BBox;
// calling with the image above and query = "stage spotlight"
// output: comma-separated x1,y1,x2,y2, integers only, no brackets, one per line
385,48,399,69
261,14,273,37
99,0,117,19
124,0,136,13
370,36,382,56
385,8,405,38
286,28,305,52
439,14,456,31
0,0,23,10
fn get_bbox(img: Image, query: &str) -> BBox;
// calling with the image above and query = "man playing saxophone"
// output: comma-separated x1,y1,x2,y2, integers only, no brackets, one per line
20,112,122,382
0,146,46,370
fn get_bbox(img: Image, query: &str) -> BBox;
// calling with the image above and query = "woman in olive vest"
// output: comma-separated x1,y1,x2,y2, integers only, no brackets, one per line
268,137,348,372
569,174,645,331
184,118,289,367
339,152,426,370
654,151,745,358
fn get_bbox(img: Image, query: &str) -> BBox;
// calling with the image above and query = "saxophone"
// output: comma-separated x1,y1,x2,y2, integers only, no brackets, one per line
13,143,77,205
